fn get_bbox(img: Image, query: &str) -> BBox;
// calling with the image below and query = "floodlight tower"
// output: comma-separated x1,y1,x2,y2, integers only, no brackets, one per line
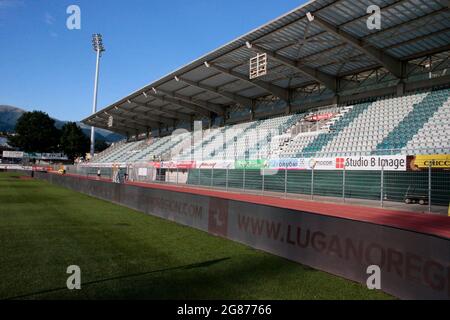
90,34,105,158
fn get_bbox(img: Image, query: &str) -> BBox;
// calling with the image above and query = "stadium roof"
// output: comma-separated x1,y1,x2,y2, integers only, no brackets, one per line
83,0,450,136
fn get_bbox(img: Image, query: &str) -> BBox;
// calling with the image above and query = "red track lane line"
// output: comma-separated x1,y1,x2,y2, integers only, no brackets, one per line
46,172,450,239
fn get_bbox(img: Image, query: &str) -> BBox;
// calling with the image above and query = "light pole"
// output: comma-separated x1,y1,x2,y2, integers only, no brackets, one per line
90,34,105,158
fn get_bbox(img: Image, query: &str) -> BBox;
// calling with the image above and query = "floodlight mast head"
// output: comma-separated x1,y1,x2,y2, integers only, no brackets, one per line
92,34,105,54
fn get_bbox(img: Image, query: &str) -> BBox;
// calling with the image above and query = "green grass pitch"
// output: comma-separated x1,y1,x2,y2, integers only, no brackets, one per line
0,172,392,300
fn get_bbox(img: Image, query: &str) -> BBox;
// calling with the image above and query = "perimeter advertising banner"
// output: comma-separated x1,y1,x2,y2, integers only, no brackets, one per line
268,158,300,170
196,160,235,169
268,155,407,171
235,159,268,169
409,154,450,170
160,160,196,169
2,151,24,159
155,156,407,171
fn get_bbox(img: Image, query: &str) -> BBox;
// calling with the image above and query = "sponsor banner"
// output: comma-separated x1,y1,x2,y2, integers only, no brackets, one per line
148,161,161,169
301,157,336,170
197,160,235,169
137,168,148,176
409,154,450,170
32,166,52,172
301,155,407,171
161,160,196,169
161,161,177,169
0,164,31,170
341,155,407,171
235,159,268,169
268,158,302,170
2,151,24,159
305,112,335,122
26,152,68,160
227,201,450,300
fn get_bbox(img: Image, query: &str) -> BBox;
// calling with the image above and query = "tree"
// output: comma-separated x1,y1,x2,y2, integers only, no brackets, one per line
95,139,109,153
60,122,90,160
8,111,61,152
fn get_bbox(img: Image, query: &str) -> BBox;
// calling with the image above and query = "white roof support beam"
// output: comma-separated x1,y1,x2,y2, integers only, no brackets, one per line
133,98,191,122
205,61,290,101
147,90,212,118
153,88,226,117
107,113,159,129
125,101,178,126
307,13,404,79
246,41,337,92
100,118,145,134
175,76,253,108
87,120,129,136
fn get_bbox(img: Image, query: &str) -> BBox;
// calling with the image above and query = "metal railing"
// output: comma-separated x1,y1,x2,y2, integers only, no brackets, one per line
63,162,450,216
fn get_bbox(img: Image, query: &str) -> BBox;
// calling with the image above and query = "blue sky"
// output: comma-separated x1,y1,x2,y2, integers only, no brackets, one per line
0,0,304,121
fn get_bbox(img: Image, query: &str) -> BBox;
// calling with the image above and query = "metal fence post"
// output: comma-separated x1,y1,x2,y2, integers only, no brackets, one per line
176,168,179,184
311,167,314,200
380,165,384,208
342,166,346,202
243,167,246,192
226,166,229,191
428,162,432,213
284,166,288,198
198,168,201,186
262,168,265,195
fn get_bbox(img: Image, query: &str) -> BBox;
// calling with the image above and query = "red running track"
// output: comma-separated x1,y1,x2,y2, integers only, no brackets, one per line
51,172,450,239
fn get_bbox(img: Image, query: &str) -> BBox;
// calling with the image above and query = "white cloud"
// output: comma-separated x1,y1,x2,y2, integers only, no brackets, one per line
45,12,55,25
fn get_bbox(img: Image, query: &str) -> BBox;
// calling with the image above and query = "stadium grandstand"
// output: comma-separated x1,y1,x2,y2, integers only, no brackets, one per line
84,0,449,161
79,0,450,210
4,0,450,301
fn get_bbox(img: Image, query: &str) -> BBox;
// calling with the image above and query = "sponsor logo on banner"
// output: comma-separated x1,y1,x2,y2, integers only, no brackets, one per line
2,151,24,159
306,158,335,170
148,161,161,168
231,207,450,299
336,158,345,169
344,156,406,171
176,161,196,169
409,154,450,170
268,158,300,170
137,168,148,176
235,159,268,169
26,153,68,160
32,166,52,172
161,161,196,169
208,198,228,237
197,160,235,169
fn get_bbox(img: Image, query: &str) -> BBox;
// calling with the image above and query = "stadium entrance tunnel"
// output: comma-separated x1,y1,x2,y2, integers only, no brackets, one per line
33,171,450,300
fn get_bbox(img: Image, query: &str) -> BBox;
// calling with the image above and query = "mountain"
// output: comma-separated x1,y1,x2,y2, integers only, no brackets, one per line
0,105,23,132
0,105,123,143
